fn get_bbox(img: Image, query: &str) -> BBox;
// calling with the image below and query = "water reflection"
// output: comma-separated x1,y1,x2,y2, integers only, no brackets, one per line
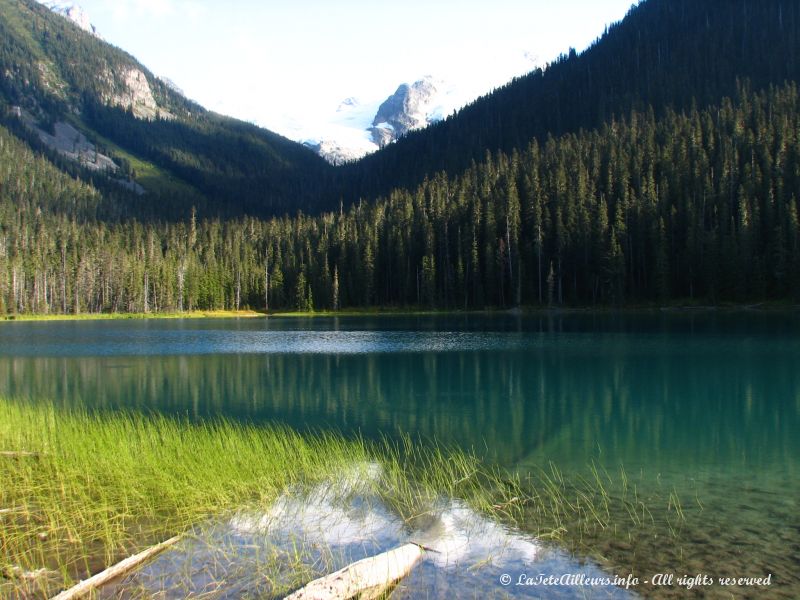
3,313,799,597
1,313,798,477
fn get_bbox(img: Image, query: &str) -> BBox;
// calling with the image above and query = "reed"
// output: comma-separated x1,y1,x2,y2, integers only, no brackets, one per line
0,399,514,597
0,398,685,597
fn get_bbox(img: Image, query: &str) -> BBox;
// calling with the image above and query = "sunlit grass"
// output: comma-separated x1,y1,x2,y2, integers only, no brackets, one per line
1,310,264,322
0,398,688,597
0,399,519,597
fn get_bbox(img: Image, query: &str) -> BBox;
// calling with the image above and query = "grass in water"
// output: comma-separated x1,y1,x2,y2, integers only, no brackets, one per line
0,398,692,598
0,399,524,597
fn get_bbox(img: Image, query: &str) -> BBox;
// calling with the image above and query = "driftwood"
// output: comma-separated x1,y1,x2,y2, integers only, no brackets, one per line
51,535,181,600
1,565,60,582
284,542,424,600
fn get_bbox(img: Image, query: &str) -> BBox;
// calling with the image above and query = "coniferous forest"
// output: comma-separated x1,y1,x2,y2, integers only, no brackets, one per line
2,82,799,313
1,0,800,313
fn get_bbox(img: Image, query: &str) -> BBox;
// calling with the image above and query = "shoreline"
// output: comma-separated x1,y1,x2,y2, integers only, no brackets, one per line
0,310,265,322
2,302,798,322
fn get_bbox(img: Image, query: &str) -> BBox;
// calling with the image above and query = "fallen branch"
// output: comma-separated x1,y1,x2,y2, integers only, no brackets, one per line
284,542,424,600
50,535,181,600
1,565,60,582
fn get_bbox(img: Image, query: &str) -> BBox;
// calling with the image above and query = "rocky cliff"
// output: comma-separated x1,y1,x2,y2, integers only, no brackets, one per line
101,66,171,121
369,77,440,147
41,1,101,37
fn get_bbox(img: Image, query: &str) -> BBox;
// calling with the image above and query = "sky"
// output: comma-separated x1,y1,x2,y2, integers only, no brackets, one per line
52,0,636,139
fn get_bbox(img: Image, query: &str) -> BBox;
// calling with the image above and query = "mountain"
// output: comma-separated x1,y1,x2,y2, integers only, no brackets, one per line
300,96,379,164
4,0,800,222
342,0,800,201
301,77,465,164
41,0,99,37
369,77,449,148
5,79,800,314
0,0,333,219
2,0,800,315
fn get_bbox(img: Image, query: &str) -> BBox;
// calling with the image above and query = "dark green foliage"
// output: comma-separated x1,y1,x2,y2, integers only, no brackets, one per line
81,102,333,217
343,0,800,201
1,0,800,313
3,84,800,313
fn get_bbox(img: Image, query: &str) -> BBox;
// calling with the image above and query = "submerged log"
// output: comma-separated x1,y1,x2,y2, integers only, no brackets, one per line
284,542,424,600
51,535,181,600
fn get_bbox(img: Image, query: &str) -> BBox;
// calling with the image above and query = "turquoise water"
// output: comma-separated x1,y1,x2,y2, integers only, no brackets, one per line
0,312,798,598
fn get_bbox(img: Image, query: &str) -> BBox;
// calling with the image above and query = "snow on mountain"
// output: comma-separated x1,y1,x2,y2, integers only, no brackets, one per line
297,96,381,164
40,1,102,38
370,76,457,147
289,50,541,163
298,76,472,164
302,137,373,166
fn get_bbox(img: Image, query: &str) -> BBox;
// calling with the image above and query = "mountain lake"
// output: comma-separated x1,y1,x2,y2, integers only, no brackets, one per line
0,311,797,599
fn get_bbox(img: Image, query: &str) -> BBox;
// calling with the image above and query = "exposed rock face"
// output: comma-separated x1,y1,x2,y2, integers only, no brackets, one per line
31,117,117,172
119,68,158,116
369,77,439,147
15,109,146,194
40,2,171,121
101,67,170,121
301,77,451,163
41,2,101,38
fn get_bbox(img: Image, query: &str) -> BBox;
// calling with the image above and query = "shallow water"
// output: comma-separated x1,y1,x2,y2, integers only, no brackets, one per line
107,465,635,599
1,311,798,598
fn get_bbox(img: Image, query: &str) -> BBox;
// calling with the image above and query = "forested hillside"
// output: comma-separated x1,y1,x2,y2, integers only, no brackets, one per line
2,83,798,313
344,0,800,201
0,0,334,219
1,0,800,313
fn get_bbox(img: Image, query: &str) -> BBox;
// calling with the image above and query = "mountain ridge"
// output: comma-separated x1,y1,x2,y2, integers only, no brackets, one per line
300,76,468,164
41,0,100,37
4,0,800,223
2,0,800,315
341,0,800,202
1,0,334,219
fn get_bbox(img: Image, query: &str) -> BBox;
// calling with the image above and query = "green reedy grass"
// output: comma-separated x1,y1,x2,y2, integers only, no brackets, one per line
0,398,688,597
0,399,518,596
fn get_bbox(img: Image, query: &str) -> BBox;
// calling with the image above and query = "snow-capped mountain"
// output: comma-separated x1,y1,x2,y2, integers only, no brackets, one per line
301,76,468,164
40,1,102,38
370,77,444,147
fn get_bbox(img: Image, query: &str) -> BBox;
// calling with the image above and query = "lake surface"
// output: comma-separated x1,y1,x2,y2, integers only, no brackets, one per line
1,312,798,598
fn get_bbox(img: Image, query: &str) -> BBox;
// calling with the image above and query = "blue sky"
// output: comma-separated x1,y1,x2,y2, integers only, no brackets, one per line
60,0,636,137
